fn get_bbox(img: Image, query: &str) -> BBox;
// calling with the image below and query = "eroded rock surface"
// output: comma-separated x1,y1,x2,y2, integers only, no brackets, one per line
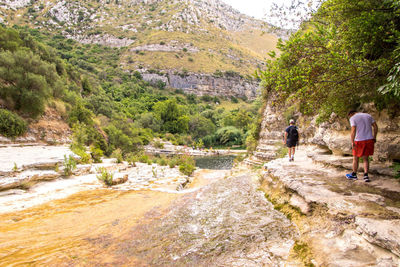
262,147,400,265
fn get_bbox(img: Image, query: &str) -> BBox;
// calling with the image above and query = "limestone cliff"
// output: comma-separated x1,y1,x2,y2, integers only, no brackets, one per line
142,71,259,99
255,102,400,162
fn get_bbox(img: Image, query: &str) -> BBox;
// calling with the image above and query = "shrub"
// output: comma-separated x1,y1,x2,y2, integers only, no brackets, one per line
0,109,27,137
71,145,91,164
139,154,151,164
96,167,114,186
157,156,168,166
63,155,77,176
215,126,243,146
90,145,103,163
111,148,123,163
168,156,179,168
178,155,196,176
392,162,400,179
179,163,195,176
153,140,164,149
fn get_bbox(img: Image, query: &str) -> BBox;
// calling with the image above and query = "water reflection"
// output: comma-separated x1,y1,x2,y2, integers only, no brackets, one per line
195,155,236,170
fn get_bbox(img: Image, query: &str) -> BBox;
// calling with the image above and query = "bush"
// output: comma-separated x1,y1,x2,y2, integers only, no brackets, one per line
153,140,164,149
71,144,91,164
215,126,243,146
111,148,123,163
96,167,114,186
90,145,103,163
178,155,196,176
179,163,195,176
157,155,168,166
63,155,77,176
0,109,27,137
139,154,151,164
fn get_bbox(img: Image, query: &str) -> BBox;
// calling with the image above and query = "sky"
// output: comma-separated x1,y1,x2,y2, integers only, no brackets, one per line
221,0,286,21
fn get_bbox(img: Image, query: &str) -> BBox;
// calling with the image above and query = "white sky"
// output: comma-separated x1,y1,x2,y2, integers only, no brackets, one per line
221,0,285,20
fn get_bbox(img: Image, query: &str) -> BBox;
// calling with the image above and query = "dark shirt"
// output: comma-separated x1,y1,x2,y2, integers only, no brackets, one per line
285,125,298,141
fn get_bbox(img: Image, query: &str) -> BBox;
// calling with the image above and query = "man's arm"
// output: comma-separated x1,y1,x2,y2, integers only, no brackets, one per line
372,122,378,142
283,132,287,144
351,126,356,148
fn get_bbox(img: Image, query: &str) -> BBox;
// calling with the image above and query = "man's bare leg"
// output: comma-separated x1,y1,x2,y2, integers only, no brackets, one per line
362,156,369,174
352,156,359,173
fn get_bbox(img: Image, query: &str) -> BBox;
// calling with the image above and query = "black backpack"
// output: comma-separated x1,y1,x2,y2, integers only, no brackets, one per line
288,126,299,141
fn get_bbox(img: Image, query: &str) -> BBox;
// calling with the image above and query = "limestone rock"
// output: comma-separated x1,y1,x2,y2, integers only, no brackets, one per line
141,71,259,99
355,217,400,257
289,194,310,214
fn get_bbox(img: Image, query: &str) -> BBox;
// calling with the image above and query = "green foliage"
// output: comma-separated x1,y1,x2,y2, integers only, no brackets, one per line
0,26,70,118
189,116,216,139
392,162,400,179
137,112,162,132
259,0,400,119
0,109,27,137
90,145,103,163
111,148,123,163
71,145,91,164
153,99,189,134
68,103,94,126
215,126,243,146
63,155,77,176
379,63,400,99
178,155,196,176
153,140,164,149
96,167,114,186
0,25,260,151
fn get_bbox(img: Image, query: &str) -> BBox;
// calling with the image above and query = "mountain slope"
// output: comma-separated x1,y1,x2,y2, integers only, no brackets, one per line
0,0,278,75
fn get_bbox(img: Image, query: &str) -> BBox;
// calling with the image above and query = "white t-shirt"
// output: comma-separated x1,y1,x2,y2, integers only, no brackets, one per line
350,113,375,141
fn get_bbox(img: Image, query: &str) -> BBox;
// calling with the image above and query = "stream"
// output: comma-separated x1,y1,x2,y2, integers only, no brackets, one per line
0,147,297,266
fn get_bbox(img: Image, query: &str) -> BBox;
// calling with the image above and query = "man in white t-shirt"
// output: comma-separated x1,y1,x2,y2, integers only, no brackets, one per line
346,110,378,182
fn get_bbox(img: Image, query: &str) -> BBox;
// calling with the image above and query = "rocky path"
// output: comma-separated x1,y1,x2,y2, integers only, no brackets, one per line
261,146,400,266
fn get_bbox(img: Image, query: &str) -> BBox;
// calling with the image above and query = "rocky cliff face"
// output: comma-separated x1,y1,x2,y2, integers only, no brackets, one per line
256,102,400,162
142,72,259,99
0,0,277,95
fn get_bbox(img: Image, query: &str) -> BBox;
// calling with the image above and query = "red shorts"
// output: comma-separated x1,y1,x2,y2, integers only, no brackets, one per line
353,139,374,157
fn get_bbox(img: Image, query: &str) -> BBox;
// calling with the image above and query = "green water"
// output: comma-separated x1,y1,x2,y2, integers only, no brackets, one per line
195,155,236,170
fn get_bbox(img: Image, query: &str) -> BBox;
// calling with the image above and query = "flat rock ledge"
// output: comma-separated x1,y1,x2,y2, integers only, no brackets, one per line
262,146,400,266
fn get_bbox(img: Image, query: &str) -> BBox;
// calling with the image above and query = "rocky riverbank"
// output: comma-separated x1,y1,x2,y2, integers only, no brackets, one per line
0,145,192,214
255,146,400,266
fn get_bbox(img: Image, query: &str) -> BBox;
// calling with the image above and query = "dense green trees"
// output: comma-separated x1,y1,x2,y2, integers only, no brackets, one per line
0,24,261,157
259,0,400,120
0,109,27,137
0,26,66,117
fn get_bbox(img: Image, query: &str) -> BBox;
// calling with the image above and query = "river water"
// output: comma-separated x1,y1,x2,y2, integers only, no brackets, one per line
195,155,236,170
0,151,297,266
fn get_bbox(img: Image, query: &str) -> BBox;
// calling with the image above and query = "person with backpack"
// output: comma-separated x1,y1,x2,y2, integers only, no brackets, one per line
283,119,299,162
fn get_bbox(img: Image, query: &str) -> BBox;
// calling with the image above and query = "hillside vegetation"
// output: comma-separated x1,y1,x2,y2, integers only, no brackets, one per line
258,0,400,121
0,25,261,160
